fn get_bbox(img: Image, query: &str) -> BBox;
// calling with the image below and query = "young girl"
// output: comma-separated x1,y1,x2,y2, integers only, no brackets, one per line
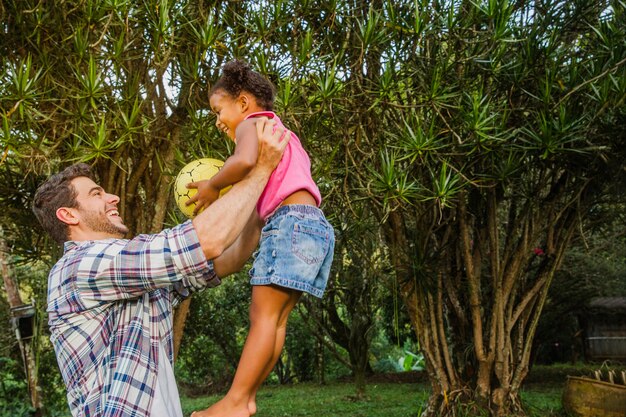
189,60,335,417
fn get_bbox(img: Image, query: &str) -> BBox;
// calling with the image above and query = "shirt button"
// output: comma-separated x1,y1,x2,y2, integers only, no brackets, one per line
272,250,277,258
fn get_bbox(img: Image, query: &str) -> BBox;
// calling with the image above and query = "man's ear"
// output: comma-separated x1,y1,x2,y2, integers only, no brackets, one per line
56,207,79,226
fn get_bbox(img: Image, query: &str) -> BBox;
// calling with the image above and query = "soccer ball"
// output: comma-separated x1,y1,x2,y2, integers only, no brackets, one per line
174,158,228,218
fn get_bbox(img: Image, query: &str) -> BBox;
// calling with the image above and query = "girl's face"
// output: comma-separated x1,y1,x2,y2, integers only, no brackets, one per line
209,90,246,141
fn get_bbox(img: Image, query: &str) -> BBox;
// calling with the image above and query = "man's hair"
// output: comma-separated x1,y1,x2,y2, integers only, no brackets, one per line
210,59,276,110
32,163,95,244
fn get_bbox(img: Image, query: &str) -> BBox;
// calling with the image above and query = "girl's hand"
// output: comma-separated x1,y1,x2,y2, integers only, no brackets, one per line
186,179,220,216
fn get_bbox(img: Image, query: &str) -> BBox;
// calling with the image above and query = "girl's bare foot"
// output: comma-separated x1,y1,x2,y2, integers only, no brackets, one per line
248,399,257,415
191,397,250,417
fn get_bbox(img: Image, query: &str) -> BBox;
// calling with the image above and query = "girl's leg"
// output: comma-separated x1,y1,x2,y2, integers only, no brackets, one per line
248,288,301,414
192,284,296,417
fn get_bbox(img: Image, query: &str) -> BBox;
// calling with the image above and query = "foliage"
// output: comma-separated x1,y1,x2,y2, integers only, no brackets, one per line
561,212,626,297
0,357,32,416
374,345,426,374
399,348,426,373
176,275,348,392
0,255,68,413
279,308,320,383
176,274,251,391
1,1,625,416
177,270,399,393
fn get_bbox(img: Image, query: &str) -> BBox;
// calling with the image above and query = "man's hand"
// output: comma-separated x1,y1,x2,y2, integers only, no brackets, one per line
255,117,290,173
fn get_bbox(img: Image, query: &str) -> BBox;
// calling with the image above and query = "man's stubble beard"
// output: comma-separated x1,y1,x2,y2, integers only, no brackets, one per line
81,209,129,238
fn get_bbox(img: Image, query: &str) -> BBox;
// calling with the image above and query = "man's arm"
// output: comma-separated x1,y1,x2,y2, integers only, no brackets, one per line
192,118,288,262
212,210,263,277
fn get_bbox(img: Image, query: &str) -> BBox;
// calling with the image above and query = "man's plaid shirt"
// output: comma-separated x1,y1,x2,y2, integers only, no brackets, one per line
47,221,220,417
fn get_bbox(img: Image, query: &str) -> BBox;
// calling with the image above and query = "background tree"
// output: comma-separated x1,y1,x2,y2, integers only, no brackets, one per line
0,0,241,411
342,1,626,415
175,276,251,393
0,0,243,363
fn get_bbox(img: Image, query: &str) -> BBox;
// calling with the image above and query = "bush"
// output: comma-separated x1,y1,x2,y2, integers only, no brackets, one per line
0,357,33,417
176,275,251,394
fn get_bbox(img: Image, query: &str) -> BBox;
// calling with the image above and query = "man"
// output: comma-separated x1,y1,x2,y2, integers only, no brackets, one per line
32,119,289,417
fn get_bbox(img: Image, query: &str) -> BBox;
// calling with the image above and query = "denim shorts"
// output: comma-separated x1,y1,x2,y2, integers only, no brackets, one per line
249,205,335,298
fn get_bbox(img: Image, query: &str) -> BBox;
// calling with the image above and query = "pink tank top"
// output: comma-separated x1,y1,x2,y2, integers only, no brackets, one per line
245,111,321,220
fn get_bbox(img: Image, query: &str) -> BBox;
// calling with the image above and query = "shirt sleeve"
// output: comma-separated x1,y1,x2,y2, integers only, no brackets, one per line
74,221,220,302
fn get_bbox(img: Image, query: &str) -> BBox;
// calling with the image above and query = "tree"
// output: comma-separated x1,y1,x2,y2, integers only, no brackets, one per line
2,1,625,416
176,275,251,392
0,0,244,360
343,1,626,415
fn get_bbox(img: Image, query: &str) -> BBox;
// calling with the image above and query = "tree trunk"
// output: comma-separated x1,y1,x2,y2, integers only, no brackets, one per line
317,337,326,385
384,183,584,416
349,320,371,399
173,298,191,361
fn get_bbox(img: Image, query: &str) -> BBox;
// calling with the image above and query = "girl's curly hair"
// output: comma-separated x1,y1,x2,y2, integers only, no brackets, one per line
210,59,275,110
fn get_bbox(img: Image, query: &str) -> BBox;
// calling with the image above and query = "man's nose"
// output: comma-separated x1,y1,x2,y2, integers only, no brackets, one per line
107,193,120,204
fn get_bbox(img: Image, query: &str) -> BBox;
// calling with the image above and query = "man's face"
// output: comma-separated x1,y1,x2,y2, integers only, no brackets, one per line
71,177,128,238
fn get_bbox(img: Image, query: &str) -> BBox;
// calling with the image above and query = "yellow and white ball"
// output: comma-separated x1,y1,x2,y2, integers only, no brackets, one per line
174,158,228,218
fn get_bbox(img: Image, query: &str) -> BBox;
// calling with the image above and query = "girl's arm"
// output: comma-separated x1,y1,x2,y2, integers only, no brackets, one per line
192,118,289,260
187,118,261,215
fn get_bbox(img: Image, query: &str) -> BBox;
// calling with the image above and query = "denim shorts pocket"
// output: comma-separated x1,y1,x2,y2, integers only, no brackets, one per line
291,221,329,265
261,219,281,236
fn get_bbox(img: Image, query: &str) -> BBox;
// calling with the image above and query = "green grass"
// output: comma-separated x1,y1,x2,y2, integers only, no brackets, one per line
181,381,567,417
182,382,428,417
520,384,565,416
